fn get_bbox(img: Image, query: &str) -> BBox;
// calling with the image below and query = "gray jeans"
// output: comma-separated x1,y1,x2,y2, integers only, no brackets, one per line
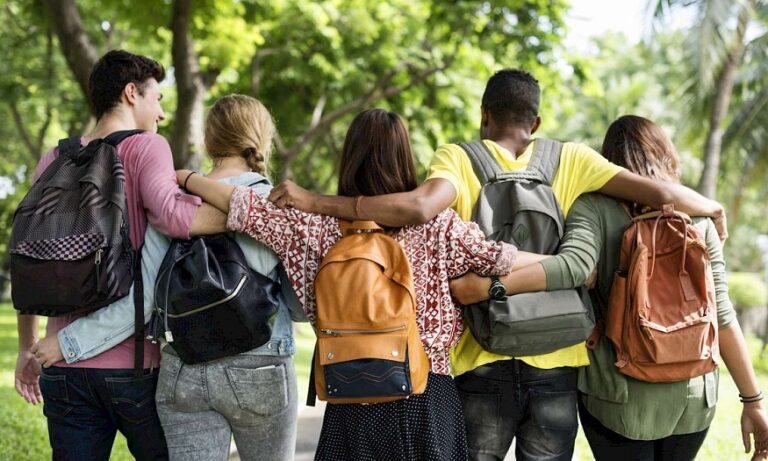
155,348,298,461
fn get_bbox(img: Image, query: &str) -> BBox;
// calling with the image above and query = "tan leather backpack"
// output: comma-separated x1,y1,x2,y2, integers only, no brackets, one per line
309,220,429,405
605,204,718,382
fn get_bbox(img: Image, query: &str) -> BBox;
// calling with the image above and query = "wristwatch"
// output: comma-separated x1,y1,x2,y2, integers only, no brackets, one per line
488,276,507,301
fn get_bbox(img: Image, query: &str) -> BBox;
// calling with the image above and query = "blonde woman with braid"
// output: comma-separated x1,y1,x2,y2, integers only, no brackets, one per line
152,95,304,460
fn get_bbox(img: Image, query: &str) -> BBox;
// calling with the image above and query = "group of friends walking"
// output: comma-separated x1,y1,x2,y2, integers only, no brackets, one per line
12,49,768,461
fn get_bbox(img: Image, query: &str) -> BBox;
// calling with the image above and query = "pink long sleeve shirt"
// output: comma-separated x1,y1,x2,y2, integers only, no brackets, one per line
33,132,201,369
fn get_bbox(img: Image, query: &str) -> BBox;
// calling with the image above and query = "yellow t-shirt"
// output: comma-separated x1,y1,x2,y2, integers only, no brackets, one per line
427,139,624,376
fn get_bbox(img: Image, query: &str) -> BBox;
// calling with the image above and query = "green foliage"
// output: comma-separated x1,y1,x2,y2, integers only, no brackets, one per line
728,272,768,309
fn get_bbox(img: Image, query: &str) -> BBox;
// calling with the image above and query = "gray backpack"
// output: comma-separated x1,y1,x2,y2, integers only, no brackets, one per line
460,139,594,356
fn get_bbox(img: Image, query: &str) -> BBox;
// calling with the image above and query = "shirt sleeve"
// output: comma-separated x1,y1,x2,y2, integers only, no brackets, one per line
58,225,170,362
552,143,624,215
699,218,737,329
425,144,477,218
32,148,59,183
540,196,603,290
441,210,517,279
133,135,201,239
227,186,323,259
227,186,333,321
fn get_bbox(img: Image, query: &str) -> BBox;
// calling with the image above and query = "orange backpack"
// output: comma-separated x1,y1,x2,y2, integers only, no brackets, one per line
605,204,718,383
308,221,429,405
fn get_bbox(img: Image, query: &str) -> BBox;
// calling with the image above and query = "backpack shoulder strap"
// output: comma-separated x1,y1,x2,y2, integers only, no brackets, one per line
57,136,82,159
459,141,503,185
247,177,271,188
527,139,564,185
104,129,145,147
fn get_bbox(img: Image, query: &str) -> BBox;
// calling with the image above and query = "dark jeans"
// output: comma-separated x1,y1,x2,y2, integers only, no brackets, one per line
455,359,578,461
39,366,168,461
578,396,708,461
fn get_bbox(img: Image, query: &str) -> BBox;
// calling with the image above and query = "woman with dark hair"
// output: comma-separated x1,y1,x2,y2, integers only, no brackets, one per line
177,108,520,460
451,115,768,461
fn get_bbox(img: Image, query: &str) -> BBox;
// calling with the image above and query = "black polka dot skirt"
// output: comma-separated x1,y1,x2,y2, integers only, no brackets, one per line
314,372,468,461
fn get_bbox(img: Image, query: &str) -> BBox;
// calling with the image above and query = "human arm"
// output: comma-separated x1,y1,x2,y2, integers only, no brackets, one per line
31,225,169,365
15,314,42,404
599,170,727,240
268,177,457,227
189,203,228,236
134,136,203,239
177,170,235,213
449,260,548,306
699,218,768,459
441,210,517,279
450,197,602,305
718,322,768,460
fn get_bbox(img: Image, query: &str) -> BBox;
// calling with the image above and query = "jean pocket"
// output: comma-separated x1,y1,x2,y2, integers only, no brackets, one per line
528,388,578,433
225,364,288,416
460,391,502,454
105,371,159,424
40,370,73,418
155,351,182,405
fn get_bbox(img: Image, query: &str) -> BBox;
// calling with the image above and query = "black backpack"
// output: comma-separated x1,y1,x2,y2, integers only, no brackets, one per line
10,130,143,316
151,184,281,364
460,139,595,356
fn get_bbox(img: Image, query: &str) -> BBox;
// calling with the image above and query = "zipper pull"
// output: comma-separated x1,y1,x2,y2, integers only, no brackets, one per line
164,330,174,343
94,249,103,290
320,329,341,336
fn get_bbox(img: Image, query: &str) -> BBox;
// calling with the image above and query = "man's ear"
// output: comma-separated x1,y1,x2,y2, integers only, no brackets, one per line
530,116,542,134
122,82,139,106
480,107,490,126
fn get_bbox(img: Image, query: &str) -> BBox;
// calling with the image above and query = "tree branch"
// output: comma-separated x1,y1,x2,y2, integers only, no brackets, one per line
280,56,453,165
9,102,39,161
47,0,99,113
170,0,209,169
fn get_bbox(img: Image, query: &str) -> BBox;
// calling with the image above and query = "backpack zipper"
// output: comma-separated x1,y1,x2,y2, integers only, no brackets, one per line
319,325,406,336
94,249,103,289
158,274,248,319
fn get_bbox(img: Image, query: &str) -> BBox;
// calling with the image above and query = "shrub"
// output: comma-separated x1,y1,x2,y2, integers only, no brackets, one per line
728,272,768,309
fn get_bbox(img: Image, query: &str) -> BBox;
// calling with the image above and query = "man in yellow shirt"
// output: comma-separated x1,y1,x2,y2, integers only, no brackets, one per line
268,69,726,461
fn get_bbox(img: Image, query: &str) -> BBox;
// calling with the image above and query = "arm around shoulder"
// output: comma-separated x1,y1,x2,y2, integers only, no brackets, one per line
599,171,727,239
269,178,457,227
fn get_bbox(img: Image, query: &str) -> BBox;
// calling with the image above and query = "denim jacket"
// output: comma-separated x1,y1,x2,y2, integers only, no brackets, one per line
59,172,304,362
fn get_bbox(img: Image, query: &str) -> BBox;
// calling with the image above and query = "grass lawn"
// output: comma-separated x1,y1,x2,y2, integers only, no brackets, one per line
1,305,764,460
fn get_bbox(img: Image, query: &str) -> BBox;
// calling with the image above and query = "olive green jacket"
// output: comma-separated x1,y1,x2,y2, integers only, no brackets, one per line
540,193,736,440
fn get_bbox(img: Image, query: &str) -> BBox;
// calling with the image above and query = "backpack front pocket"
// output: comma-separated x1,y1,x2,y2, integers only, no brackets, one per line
317,329,411,400
636,313,715,365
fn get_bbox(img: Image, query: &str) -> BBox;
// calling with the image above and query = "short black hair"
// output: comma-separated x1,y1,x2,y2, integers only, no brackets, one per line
88,50,166,119
481,69,540,126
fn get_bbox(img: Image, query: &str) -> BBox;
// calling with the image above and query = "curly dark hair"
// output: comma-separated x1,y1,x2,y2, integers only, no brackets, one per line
88,50,166,119
481,69,540,126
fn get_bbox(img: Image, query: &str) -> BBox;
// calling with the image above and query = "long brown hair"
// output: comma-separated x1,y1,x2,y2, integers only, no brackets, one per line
337,109,418,197
205,94,275,177
601,115,681,182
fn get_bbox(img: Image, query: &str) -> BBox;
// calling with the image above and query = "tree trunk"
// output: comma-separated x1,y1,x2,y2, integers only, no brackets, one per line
170,0,207,170
698,2,752,198
46,0,98,115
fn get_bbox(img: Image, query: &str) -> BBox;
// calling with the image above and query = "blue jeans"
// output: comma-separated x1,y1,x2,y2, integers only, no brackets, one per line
455,359,578,461
40,366,168,461
155,349,298,461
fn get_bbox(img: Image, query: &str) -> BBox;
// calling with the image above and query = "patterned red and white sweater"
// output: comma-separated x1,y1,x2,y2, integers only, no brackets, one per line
227,186,517,376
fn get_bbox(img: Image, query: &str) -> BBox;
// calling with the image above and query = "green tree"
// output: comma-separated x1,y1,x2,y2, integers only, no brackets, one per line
651,0,768,199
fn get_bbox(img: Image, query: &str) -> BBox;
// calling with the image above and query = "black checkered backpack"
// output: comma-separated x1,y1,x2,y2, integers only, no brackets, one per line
9,130,143,316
